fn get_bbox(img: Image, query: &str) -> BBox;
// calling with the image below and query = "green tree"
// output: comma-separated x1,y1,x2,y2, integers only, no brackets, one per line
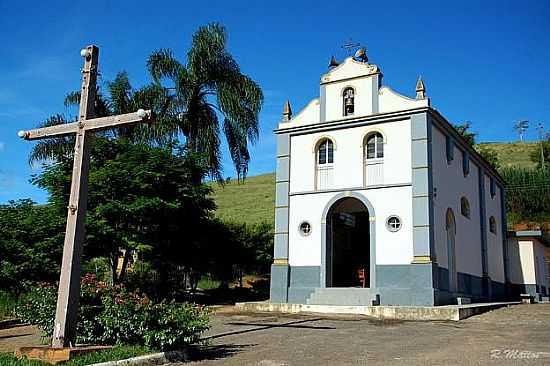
0,200,65,294
453,122,477,146
33,140,215,287
477,145,501,170
501,167,550,225
529,135,550,169
453,122,500,170
29,73,168,165
147,23,263,181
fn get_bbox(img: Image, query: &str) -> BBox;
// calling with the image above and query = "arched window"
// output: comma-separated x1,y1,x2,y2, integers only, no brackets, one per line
317,138,334,165
364,132,384,186
446,208,457,292
489,216,497,234
343,87,355,116
460,197,470,218
316,138,334,190
365,132,384,159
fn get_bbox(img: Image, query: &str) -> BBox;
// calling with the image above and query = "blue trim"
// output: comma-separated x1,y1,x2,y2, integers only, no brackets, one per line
446,135,454,163
462,151,470,176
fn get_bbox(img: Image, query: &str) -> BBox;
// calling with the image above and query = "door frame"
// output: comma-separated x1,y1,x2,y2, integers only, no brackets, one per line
320,192,376,289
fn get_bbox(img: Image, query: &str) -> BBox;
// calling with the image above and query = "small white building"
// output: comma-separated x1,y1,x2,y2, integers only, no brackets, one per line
270,50,509,306
507,230,549,300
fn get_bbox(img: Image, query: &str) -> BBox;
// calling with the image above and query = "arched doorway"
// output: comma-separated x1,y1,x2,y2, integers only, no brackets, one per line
325,197,371,288
446,208,457,293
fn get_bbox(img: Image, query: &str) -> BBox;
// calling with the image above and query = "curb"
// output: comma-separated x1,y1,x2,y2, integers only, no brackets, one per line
0,318,22,329
88,349,189,366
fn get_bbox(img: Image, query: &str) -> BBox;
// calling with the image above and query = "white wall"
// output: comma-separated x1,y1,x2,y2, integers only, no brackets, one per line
431,126,483,277
485,176,505,283
507,239,535,284
378,86,428,114
288,186,413,267
289,119,412,193
322,76,377,121
507,238,549,288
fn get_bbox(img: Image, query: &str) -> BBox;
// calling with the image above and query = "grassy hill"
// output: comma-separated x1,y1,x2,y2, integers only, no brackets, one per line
211,142,538,224
210,173,276,224
477,142,537,169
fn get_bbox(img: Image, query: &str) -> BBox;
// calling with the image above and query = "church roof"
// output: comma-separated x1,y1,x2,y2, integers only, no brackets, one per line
320,56,380,84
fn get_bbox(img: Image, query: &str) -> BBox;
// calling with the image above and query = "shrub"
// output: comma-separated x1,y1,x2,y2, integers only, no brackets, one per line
502,167,550,224
0,291,18,320
16,274,210,350
15,284,57,336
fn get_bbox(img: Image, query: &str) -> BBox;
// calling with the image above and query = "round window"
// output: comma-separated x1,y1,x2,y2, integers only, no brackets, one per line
386,216,402,232
299,222,312,236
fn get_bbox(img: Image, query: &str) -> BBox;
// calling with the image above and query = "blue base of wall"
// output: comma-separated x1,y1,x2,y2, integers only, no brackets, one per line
270,264,516,306
509,283,548,299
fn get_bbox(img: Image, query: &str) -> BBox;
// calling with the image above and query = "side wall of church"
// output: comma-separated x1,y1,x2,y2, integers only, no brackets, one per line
484,176,506,284
430,117,507,303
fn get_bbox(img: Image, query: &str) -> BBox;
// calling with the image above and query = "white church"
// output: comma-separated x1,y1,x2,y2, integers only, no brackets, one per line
269,49,532,306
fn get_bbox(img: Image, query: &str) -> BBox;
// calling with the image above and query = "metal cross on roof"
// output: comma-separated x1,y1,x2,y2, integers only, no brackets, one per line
341,39,362,56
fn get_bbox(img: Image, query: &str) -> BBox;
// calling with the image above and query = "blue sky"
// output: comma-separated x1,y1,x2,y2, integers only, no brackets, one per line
0,0,549,203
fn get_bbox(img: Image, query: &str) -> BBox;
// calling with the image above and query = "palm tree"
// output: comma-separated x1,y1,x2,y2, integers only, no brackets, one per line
29,74,168,165
147,22,263,181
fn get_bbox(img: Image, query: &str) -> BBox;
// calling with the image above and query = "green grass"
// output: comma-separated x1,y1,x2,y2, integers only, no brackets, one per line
211,142,537,224
477,142,537,169
197,277,222,290
0,345,151,365
210,173,275,225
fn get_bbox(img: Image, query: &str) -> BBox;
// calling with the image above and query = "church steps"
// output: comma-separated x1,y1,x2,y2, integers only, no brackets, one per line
306,288,379,306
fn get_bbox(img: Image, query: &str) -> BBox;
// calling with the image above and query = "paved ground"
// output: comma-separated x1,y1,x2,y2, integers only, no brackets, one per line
181,304,550,366
0,324,42,352
1,304,549,365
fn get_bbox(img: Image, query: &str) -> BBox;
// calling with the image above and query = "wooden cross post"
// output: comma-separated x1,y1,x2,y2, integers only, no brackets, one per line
17,45,153,348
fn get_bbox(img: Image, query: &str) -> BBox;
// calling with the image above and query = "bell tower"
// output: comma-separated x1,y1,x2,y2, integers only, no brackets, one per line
319,48,382,122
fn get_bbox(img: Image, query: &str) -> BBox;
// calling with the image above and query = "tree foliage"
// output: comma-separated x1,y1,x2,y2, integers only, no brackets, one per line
453,122,477,147
453,122,500,170
32,139,215,286
477,145,501,170
501,167,550,224
0,200,65,294
147,22,263,181
529,135,550,169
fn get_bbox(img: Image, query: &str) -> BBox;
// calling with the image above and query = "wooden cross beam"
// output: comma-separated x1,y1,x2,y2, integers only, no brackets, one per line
18,111,152,141
17,45,153,348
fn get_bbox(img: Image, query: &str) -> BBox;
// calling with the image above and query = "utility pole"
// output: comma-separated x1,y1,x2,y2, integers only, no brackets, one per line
537,122,546,169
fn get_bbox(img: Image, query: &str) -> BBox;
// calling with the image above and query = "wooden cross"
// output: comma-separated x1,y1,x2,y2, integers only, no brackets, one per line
17,45,153,348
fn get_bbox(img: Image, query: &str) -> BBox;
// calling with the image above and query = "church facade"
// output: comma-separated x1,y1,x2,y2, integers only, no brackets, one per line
270,52,508,306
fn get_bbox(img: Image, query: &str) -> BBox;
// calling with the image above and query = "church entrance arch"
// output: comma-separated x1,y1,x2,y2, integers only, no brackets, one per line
323,196,373,288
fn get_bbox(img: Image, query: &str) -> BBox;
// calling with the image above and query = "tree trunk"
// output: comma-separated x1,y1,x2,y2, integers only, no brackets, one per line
118,249,132,283
110,254,118,285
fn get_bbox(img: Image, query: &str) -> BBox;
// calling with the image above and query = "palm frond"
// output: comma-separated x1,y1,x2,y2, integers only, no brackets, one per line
29,114,74,165
147,49,184,84
64,91,81,108
107,72,132,115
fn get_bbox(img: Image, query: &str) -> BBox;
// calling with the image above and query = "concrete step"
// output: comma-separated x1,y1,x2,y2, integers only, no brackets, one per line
306,288,379,306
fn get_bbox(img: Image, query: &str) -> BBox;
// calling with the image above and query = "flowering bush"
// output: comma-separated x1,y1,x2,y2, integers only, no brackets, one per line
16,274,210,350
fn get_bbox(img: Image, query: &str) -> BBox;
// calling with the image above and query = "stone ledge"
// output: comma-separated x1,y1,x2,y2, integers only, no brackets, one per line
88,350,189,366
235,301,520,321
